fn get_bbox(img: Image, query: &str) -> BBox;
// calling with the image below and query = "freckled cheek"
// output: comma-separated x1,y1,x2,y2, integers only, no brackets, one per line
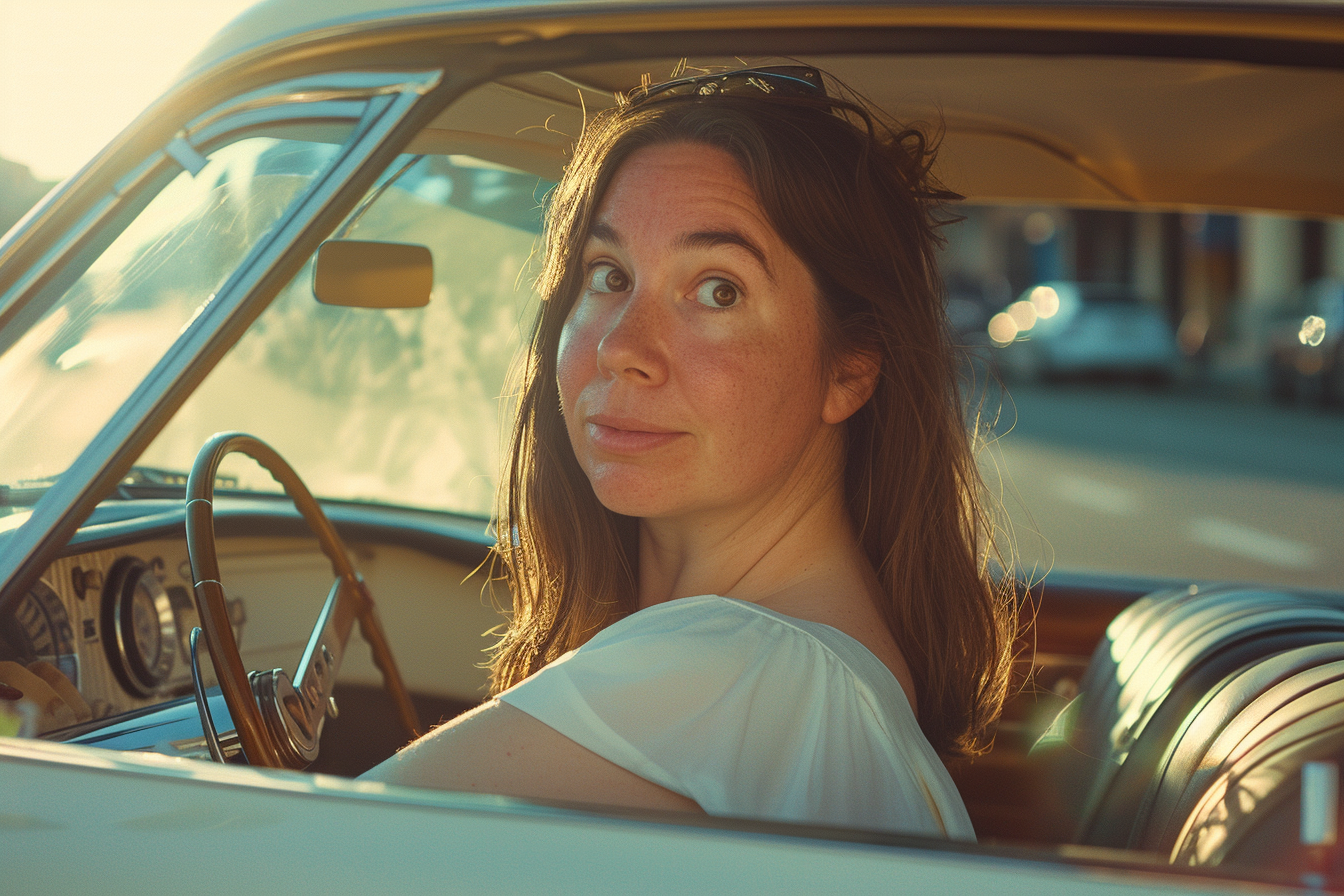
683,341,804,438
556,311,599,416
711,332,824,449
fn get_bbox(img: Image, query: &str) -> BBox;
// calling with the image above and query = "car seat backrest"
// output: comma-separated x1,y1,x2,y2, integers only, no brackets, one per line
1029,585,1344,850
1170,676,1344,879
1074,589,1309,766
1145,647,1344,854
1080,626,1344,847
1142,645,1344,853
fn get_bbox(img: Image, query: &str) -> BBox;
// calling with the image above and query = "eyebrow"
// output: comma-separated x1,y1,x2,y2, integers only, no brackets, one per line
586,221,775,282
588,221,621,247
676,229,774,282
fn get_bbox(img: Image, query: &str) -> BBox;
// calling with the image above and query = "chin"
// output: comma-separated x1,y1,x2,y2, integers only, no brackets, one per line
584,468,684,519
589,486,675,520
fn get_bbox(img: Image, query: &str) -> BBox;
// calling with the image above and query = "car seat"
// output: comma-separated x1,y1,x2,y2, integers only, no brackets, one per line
1029,585,1344,852
1149,646,1344,854
1168,669,1344,883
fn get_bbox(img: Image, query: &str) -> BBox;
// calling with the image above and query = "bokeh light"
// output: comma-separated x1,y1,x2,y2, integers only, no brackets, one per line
1023,211,1057,246
1030,285,1060,319
1007,299,1038,331
1299,315,1327,347
988,312,1019,346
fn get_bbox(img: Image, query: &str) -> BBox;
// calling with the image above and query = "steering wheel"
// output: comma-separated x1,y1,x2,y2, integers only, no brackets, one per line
185,432,423,768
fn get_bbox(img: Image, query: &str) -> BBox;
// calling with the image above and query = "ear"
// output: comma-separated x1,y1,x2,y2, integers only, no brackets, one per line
822,349,880,425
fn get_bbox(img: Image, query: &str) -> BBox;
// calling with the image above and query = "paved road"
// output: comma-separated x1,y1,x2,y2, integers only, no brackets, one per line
983,383,1344,592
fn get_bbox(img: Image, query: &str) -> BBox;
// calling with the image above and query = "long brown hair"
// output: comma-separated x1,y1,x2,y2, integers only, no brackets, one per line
491,81,1017,758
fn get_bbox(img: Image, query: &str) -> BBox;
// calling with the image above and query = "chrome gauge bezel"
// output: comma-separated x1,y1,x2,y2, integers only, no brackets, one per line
102,557,178,696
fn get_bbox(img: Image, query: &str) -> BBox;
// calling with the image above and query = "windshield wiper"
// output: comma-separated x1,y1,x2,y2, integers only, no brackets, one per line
0,475,60,509
0,466,241,508
113,466,238,500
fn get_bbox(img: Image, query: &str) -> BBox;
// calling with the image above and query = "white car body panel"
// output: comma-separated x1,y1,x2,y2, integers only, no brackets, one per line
0,737,1278,895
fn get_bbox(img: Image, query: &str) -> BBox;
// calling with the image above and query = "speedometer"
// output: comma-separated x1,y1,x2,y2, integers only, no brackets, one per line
102,558,178,696
0,580,78,686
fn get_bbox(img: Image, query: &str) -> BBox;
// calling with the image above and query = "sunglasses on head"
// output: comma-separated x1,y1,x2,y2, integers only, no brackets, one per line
626,65,827,107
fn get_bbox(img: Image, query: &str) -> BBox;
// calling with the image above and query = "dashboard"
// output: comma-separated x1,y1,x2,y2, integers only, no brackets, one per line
1,537,226,733
0,497,499,752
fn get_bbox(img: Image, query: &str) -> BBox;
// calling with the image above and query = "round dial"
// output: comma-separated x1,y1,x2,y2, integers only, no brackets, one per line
0,580,78,686
103,558,178,696
130,584,165,674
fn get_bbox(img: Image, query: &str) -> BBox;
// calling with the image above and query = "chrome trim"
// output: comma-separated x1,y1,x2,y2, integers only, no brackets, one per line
62,687,238,756
164,136,209,177
253,668,315,766
1302,761,1339,847
187,102,371,149
106,559,178,696
168,727,242,762
189,627,227,763
182,72,435,139
266,575,360,765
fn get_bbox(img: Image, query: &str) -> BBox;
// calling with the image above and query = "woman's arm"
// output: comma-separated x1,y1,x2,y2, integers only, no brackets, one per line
358,699,704,814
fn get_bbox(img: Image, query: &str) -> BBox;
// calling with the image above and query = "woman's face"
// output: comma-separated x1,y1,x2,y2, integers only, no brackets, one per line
557,141,859,524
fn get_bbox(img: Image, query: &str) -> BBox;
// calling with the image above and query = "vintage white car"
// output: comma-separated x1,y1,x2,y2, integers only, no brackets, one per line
3,0,1343,891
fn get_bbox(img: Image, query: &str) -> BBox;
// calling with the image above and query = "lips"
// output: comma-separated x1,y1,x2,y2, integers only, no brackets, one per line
585,414,685,453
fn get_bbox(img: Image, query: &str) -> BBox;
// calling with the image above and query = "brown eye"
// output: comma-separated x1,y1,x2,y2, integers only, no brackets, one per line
695,279,740,308
586,263,629,294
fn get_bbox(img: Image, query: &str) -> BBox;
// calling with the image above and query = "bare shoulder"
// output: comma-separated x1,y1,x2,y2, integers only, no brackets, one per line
360,699,704,814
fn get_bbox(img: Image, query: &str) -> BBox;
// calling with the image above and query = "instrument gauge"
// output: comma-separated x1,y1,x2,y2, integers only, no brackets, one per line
103,558,178,696
0,580,79,686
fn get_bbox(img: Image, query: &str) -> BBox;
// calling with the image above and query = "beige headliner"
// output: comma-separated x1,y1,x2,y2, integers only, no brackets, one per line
425,53,1344,217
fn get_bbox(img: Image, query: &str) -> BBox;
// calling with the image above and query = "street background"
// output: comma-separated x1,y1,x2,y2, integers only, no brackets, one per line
986,379,1344,592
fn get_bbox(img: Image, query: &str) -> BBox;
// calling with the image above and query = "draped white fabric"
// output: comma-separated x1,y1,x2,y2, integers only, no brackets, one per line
499,594,975,840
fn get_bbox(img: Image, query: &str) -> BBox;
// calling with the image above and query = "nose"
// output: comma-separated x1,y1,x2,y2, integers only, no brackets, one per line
595,286,668,385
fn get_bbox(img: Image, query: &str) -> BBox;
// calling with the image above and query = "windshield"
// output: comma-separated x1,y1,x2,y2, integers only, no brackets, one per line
137,153,549,516
0,134,350,506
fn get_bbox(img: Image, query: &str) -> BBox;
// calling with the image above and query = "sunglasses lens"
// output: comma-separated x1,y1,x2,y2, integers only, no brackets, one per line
631,66,824,106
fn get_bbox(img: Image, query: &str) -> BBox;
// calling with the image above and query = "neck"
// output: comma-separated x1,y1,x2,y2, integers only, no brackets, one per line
635,440,869,611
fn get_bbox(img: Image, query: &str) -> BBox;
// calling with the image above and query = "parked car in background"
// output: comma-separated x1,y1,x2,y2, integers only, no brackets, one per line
3,0,1344,892
990,281,1181,384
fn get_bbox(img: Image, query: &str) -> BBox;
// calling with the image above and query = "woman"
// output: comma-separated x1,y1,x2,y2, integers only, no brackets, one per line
364,66,1016,840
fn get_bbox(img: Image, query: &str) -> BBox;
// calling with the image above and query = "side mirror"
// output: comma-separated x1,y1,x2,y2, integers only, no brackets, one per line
312,240,433,308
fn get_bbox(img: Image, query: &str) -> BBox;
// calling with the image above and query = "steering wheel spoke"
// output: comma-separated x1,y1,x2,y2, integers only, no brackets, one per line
185,432,422,769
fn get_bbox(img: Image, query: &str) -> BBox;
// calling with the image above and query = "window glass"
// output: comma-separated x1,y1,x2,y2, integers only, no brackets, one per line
140,154,550,516
0,135,348,495
945,206,1344,592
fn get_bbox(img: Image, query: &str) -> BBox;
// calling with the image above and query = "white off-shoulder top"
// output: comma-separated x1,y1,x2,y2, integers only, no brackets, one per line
497,594,975,840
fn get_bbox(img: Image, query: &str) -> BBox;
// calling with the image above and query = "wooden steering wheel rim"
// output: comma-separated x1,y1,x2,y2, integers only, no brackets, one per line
185,431,421,768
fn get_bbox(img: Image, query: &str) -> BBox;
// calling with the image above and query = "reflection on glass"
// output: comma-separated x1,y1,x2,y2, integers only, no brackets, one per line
0,136,348,494
140,154,551,516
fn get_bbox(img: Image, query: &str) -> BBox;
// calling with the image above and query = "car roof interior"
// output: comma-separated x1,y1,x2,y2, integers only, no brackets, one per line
416,53,1344,218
